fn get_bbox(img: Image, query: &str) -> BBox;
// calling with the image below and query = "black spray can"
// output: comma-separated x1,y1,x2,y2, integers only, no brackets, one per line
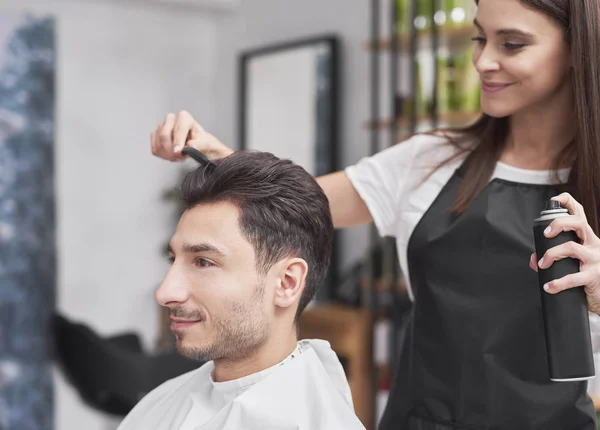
533,199,595,381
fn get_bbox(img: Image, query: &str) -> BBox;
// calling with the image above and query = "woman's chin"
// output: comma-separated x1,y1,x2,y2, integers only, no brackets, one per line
480,103,513,119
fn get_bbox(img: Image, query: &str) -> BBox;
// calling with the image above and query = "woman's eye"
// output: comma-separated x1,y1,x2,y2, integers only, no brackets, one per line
471,36,525,51
503,42,526,50
167,256,175,265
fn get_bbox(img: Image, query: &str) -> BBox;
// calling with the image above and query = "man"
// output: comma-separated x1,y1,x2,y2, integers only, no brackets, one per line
117,151,366,430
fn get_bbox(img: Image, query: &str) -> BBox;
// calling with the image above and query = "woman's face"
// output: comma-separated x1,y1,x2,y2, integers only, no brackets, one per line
473,0,572,118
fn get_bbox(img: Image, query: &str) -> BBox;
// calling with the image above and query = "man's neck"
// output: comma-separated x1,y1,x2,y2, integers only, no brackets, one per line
212,328,298,383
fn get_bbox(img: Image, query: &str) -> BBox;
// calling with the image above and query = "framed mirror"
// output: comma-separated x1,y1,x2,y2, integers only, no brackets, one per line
238,35,340,299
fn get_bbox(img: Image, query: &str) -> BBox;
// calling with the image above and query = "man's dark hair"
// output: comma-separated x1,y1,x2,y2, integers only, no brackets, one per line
178,150,333,321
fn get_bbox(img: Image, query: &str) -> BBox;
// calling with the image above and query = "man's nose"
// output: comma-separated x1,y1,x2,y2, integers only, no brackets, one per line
155,265,189,307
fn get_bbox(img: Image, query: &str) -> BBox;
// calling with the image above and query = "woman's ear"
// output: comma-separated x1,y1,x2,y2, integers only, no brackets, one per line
273,257,308,309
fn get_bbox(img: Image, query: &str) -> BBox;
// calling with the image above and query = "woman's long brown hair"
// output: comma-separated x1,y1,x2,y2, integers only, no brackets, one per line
437,0,600,234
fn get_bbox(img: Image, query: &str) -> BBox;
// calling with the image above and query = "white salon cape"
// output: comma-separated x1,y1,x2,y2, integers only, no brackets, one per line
117,339,366,430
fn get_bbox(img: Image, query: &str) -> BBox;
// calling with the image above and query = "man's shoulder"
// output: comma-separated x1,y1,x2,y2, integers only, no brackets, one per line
117,360,212,429
145,360,212,400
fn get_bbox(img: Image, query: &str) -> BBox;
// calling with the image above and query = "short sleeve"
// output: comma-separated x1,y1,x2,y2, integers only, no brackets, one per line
588,313,600,397
589,312,600,353
344,134,447,237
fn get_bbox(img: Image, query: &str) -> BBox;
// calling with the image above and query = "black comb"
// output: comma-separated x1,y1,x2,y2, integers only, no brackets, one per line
181,147,214,169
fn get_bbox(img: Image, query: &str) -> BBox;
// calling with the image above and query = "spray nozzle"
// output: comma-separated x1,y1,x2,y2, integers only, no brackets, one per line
545,199,562,211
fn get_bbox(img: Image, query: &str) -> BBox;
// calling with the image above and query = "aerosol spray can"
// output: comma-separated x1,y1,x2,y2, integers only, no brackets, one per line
533,199,595,381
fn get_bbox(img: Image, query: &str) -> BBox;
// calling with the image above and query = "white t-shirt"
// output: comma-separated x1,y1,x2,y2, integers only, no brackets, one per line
344,133,600,355
345,133,570,300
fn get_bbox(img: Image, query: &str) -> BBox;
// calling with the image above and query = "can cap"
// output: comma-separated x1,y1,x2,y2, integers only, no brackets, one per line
545,199,562,211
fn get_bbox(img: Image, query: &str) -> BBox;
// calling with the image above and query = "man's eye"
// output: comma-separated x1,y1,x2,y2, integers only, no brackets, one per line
194,258,213,268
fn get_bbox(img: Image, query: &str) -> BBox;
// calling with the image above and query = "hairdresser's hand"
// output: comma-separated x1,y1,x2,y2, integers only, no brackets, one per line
529,193,600,315
151,110,233,162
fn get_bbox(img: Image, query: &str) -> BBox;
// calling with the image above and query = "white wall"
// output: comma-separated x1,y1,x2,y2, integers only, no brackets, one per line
0,1,374,428
212,0,373,273
0,1,220,429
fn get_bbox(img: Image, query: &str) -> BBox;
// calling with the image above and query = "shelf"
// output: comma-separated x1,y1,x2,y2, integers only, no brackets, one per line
298,304,373,427
365,110,480,130
359,277,408,293
365,25,474,53
591,394,600,412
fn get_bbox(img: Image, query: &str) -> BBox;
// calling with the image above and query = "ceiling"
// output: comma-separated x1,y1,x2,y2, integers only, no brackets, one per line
142,0,239,9
70,0,240,12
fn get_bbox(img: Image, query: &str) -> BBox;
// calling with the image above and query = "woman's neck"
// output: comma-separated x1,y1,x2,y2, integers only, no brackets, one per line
502,104,575,170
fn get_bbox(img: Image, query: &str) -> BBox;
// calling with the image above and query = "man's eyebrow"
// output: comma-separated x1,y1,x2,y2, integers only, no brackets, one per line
473,19,534,38
181,243,226,257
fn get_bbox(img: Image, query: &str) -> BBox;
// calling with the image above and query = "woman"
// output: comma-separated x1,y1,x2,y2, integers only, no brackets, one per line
151,0,600,428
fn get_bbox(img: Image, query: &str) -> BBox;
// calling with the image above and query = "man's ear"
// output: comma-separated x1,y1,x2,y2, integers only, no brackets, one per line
273,257,308,309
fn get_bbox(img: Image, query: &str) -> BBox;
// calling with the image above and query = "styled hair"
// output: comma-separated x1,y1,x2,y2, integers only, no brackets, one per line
178,150,333,320
436,0,600,234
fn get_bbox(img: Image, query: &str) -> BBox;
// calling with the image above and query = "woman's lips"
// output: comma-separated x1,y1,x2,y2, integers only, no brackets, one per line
481,81,513,93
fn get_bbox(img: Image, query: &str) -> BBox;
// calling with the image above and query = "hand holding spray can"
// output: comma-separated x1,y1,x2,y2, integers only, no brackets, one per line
533,199,595,381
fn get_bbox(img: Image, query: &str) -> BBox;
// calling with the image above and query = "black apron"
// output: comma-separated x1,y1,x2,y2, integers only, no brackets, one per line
378,160,596,430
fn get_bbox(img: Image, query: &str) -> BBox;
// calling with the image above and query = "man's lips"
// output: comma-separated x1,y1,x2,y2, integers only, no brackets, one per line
170,317,202,329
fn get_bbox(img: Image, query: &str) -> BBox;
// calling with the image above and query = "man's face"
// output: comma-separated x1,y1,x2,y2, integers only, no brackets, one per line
156,201,271,362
